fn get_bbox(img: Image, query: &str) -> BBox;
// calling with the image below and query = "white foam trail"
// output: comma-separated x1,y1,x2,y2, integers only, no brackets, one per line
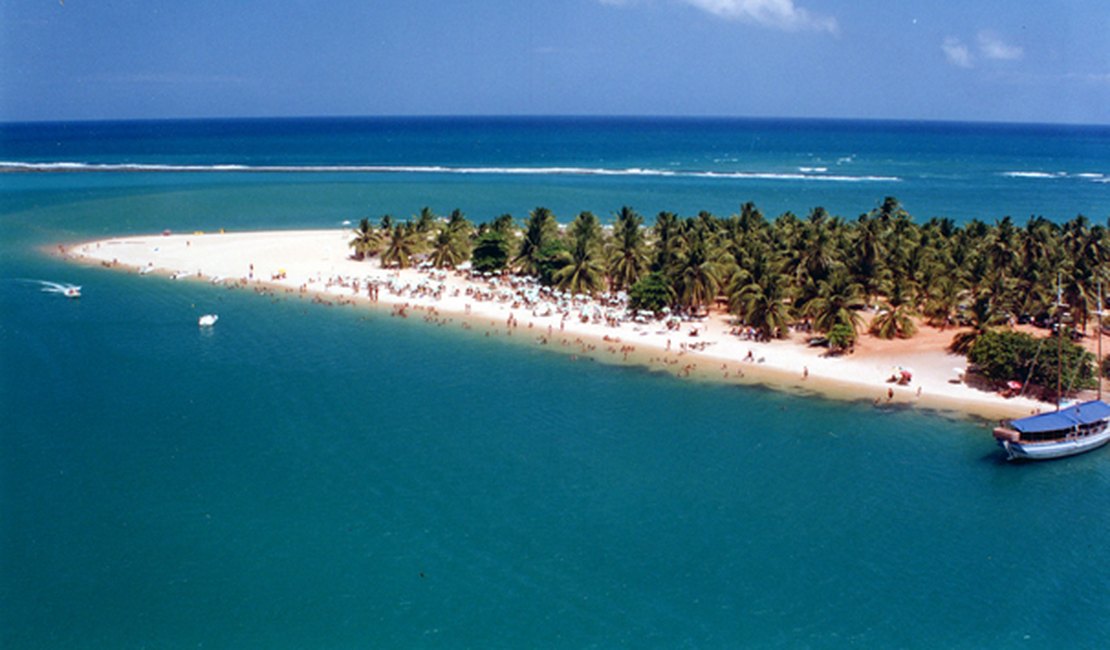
0,161,901,182
1075,172,1104,179
798,166,828,173
20,279,81,295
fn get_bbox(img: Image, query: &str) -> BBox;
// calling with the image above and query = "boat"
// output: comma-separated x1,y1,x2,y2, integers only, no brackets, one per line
62,286,81,298
993,278,1110,460
198,314,218,327
993,400,1110,460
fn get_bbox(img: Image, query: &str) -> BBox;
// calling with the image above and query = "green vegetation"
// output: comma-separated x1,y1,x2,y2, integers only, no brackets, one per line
628,272,674,314
471,231,510,273
968,329,1097,398
350,199,1110,367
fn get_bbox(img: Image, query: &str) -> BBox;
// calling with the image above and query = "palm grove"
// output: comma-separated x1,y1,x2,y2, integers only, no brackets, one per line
351,198,1109,397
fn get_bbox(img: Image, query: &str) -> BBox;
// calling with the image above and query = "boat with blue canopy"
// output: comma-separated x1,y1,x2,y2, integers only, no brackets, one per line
993,400,1110,460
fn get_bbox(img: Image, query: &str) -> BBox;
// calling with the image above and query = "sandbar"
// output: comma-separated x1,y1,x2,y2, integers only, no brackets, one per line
59,228,1061,422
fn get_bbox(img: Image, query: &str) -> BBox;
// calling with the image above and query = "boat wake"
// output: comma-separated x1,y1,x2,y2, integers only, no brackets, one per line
20,279,82,298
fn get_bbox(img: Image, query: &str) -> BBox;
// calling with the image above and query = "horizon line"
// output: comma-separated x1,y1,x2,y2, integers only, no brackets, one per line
2,113,1108,130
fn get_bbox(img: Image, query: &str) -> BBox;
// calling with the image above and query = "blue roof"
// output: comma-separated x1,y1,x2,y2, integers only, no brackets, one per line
1010,400,1110,434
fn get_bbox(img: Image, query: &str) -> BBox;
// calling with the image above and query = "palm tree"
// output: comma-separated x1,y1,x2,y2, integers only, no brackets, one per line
949,292,1007,354
380,222,419,269
414,206,437,234
607,206,649,291
429,226,464,269
870,302,918,339
674,229,724,314
651,211,682,274
729,252,793,339
489,213,515,236
788,207,838,286
984,216,1020,290
921,274,964,328
348,217,383,260
553,211,605,296
514,207,557,276
734,273,793,340
802,268,865,334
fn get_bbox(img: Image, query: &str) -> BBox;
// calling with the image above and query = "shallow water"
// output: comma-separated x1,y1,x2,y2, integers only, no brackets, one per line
2,118,1110,647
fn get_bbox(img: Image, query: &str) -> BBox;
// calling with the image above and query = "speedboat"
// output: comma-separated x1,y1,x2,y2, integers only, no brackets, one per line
993,400,1110,460
62,286,81,298
198,314,219,327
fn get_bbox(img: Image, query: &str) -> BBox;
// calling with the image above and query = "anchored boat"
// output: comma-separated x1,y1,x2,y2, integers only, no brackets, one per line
994,278,1109,460
993,400,1110,460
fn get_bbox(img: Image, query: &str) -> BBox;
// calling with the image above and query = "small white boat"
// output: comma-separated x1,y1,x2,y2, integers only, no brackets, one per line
62,286,81,298
198,314,219,327
993,400,1110,460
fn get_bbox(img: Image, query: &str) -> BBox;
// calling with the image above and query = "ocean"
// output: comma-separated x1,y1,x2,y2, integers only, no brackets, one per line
2,117,1109,648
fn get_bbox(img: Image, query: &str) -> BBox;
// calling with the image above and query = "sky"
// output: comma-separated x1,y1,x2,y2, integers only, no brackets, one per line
1,0,1107,124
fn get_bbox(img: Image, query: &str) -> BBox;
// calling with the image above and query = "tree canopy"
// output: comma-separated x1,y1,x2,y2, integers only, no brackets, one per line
347,199,1110,354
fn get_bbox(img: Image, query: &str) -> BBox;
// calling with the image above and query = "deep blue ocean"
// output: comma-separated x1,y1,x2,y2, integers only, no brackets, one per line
2,117,1109,648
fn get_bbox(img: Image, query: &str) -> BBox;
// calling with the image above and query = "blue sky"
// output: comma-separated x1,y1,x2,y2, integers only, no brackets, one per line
1,0,1107,124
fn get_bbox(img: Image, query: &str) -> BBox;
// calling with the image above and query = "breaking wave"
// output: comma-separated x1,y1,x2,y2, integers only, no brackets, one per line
0,161,901,182
1001,170,1107,182
1001,171,1065,179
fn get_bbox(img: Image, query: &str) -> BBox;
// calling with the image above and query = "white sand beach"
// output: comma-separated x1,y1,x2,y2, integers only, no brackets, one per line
61,228,1057,421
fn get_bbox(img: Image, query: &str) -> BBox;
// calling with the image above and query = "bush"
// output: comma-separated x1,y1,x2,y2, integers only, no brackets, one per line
471,231,509,273
534,240,569,287
628,272,674,314
827,322,856,352
968,329,1096,394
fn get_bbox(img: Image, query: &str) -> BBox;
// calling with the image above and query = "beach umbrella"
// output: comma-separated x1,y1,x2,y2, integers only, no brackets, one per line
1007,380,1023,391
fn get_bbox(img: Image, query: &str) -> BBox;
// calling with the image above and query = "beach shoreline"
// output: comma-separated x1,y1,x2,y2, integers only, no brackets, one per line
57,228,1053,422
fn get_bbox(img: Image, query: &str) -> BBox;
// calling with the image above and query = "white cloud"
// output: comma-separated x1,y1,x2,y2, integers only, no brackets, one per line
599,0,838,33
680,0,838,33
941,30,1024,68
977,31,1023,61
941,37,973,68
1064,71,1110,84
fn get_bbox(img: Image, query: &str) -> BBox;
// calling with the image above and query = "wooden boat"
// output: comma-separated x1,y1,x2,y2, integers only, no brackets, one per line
994,279,1109,460
993,400,1110,460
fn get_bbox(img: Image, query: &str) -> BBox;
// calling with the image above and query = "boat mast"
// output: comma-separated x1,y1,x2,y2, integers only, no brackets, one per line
1057,273,1063,411
1099,280,1104,402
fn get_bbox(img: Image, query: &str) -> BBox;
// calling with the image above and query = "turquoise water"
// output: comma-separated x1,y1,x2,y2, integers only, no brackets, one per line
3,118,1110,648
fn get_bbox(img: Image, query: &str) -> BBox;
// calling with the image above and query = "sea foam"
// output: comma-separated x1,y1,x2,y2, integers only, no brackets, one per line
0,161,900,182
